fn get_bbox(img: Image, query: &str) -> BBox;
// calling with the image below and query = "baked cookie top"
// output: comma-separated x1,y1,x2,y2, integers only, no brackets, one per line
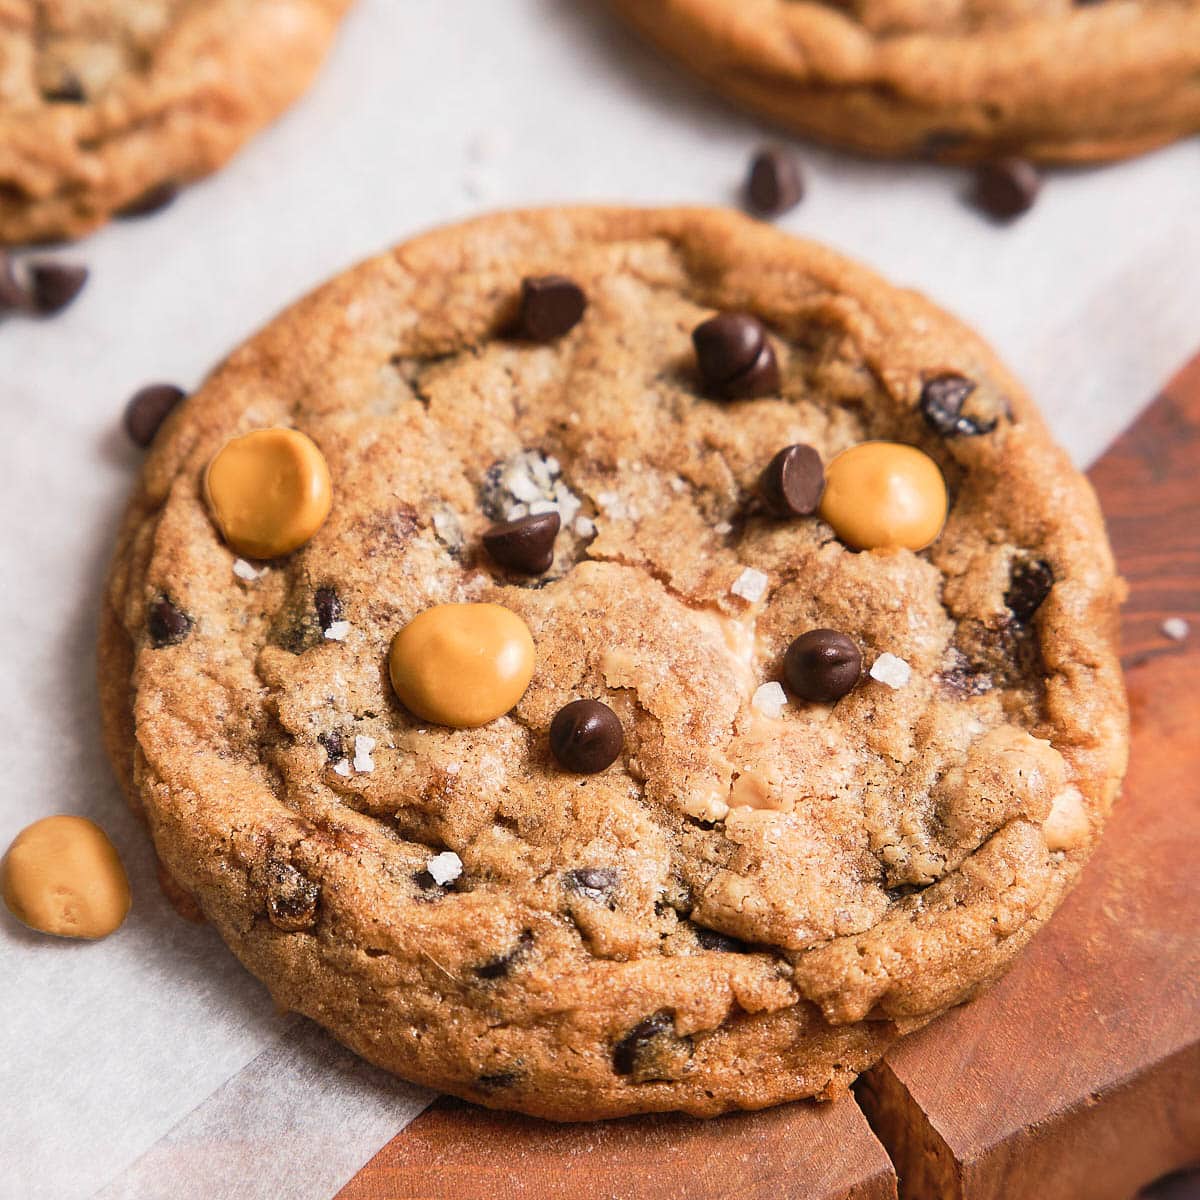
608,0,1200,162
101,207,1127,1120
0,0,352,243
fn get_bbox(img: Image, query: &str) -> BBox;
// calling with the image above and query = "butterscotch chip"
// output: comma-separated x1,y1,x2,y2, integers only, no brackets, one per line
99,208,1127,1121
2,816,130,939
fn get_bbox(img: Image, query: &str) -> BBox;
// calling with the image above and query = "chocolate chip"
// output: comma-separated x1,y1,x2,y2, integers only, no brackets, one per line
783,629,862,703
116,181,179,219
612,1012,694,1082
549,699,624,774
513,275,586,341
123,384,185,447
759,443,824,516
318,730,344,762
482,511,560,575
476,1070,522,1091
1005,558,1054,621
566,867,619,902
43,72,86,103
919,374,996,437
692,313,780,400
692,925,752,953
745,147,804,216
264,860,319,932
314,586,343,632
970,158,1041,221
0,252,27,310
27,261,88,315
148,597,192,647
475,929,534,979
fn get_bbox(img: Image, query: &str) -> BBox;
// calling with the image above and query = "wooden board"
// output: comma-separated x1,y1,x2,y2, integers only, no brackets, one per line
338,357,1200,1200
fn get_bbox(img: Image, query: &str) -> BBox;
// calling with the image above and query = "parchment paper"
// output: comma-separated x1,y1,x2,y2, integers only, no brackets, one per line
2,2,1196,1197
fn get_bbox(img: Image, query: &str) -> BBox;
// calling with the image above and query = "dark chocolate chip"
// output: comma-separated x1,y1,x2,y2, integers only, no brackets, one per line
1005,558,1054,622
264,860,319,932
314,586,343,632
123,383,185,447
565,866,619,903
745,146,805,216
513,275,587,342
759,443,824,516
970,158,1041,221
318,730,344,762
476,1070,522,1091
549,699,624,774
28,261,88,315
612,1011,694,1082
148,597,192,647
475,929,534,980
692,924,752,953
919,374,996,437
692,313,780,400
783,629,862,703
43,72,86,103
116,181,179,219
482,511,560,575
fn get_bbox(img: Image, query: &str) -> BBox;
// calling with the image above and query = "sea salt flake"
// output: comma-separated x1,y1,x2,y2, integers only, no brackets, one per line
714,521,733,536
527,499,558,516
869,653,912,689
323,620,350,642
730,567,769,602
353,735,376,773
232,558,264,581
1162,617,1191,642
574,515,596,538
332,759,351,778
751,682,787,718
426,851,463,886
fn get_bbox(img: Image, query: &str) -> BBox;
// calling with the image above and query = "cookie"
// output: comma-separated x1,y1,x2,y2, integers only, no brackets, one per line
100,207,1128,1120
608,0,1200,162
0,0,353,243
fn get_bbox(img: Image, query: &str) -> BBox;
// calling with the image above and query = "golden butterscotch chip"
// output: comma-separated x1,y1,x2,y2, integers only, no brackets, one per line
2,816,131,939
204,428,332,559
389,603,536,729
820,441,948,551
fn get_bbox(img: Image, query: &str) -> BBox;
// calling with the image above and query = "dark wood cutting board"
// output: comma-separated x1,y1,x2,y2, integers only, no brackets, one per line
337,356,1200,1200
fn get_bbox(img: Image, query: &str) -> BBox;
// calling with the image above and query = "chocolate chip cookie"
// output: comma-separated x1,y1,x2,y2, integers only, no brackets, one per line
100,207,1128,1119
0,0,352,243
609,0,1200,162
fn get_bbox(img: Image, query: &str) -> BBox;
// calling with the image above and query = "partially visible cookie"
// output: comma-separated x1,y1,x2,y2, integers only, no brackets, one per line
0,0,352,243
609,0,1200,162
100,207,1128,1120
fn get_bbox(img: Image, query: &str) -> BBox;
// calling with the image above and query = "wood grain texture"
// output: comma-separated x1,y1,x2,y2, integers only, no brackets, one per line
857,361,1200,1200
338,361,1200,1200
337,1094,897,1200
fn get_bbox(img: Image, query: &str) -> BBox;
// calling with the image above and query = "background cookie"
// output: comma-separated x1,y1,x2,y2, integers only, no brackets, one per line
608,0,1200,162
0,0,353,243
100,207,1127,1120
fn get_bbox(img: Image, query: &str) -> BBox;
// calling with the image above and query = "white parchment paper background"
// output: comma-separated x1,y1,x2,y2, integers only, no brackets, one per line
2,2,1197,1198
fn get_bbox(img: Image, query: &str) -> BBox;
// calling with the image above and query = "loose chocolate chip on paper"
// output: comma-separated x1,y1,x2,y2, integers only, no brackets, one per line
920,374,996,437
745,146,805,216
28,261,88,315
148,597,192,647
314,586,343,632
759,443,824,516
783,629,862,703
612,1011,694,1082
970,158,1041,221
116,181,179,219
692,312,780,400
482,511,560,574
123,383,185,447
566,866,620,902
513,275,587,342
1005,558,1055,621
550,699,624,774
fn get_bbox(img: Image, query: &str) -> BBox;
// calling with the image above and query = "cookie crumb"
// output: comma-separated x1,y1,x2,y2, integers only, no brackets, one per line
232,558,265,581
1162,617,1190,642
869,652,912,689
751,681,787,718
323,620,350,642
353,735,376,773
731,567,769,602
426,851,463,886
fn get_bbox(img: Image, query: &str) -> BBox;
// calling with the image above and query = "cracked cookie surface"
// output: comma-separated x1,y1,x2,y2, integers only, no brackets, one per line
100,207,1128,1119
608,0,1200,162
0,0,352,243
